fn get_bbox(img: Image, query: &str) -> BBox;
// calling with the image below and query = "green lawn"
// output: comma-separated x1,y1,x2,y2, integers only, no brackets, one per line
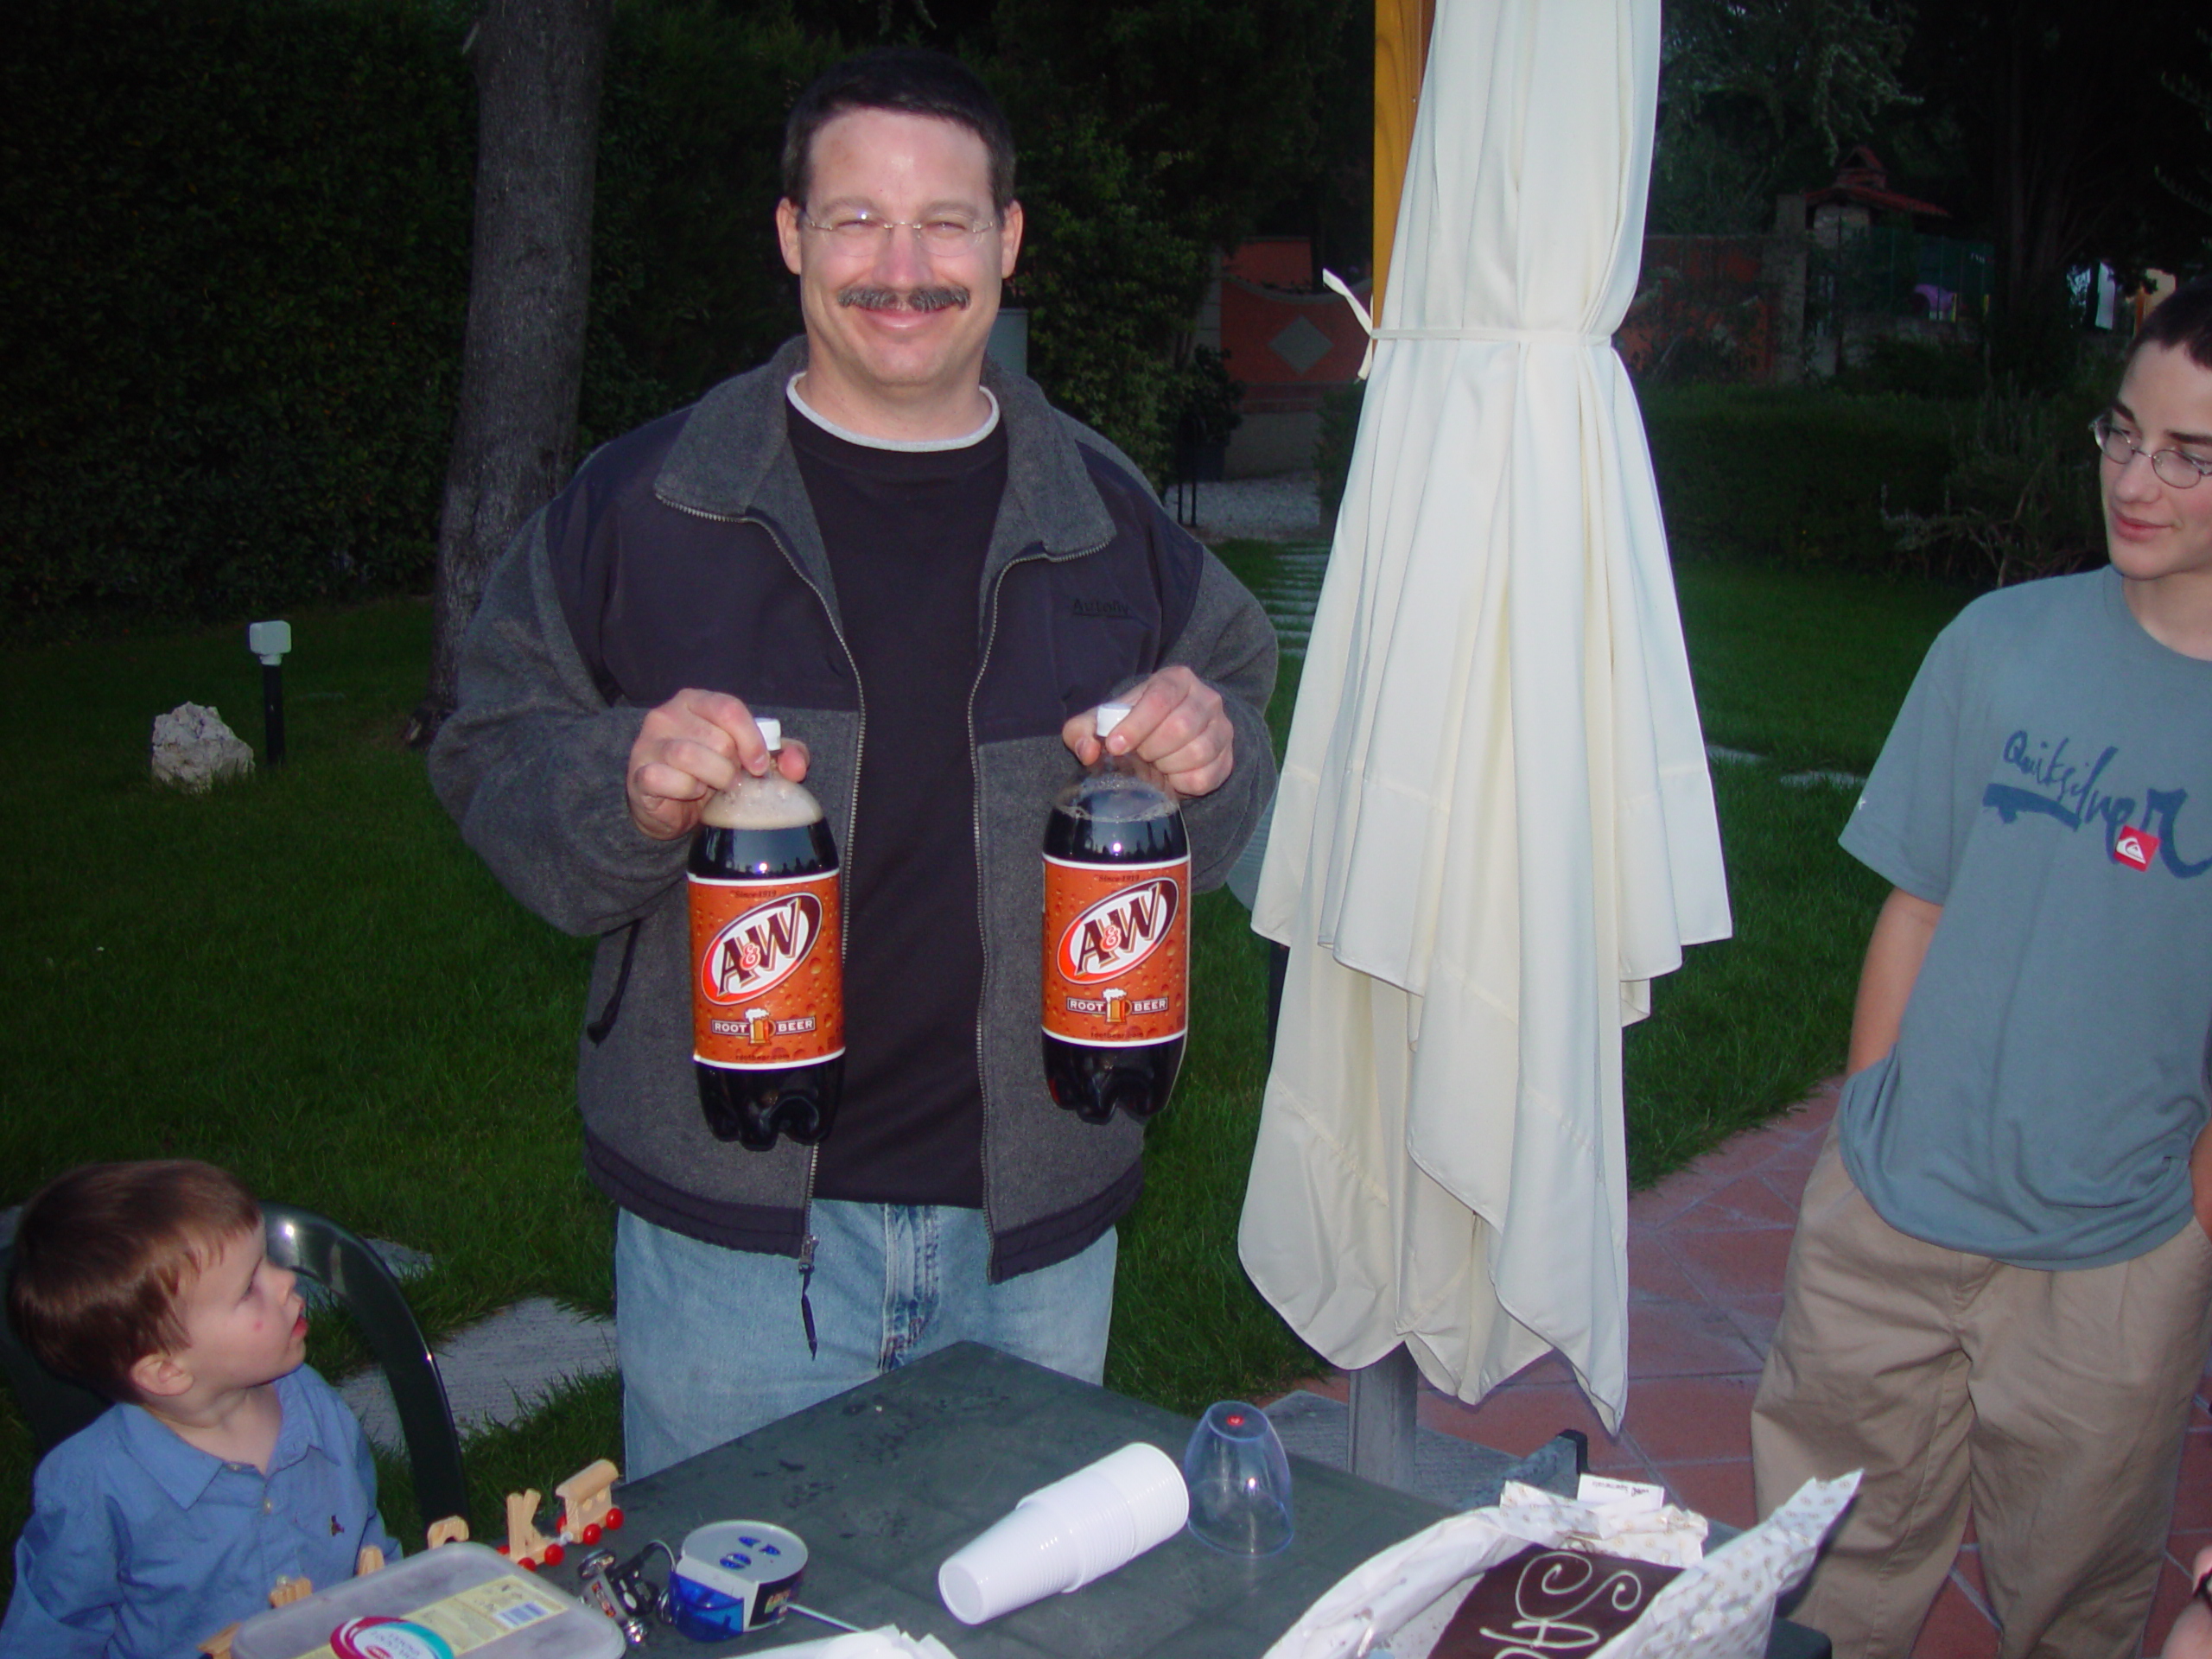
0,551,1970,1573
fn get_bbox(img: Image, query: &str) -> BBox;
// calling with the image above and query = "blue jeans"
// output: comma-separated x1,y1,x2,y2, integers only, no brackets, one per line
614,1202,1117,1478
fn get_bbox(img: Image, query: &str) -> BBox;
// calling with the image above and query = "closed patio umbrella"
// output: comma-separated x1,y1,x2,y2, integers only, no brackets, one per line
1240,0,1729,1430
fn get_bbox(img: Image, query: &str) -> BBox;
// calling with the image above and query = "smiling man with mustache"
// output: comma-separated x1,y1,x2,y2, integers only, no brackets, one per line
429,47,1277,1477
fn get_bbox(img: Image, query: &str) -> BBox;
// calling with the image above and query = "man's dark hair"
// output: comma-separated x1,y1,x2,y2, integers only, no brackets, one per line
2126,274,2212,373
7,1160,262,1401
782,48,1015,214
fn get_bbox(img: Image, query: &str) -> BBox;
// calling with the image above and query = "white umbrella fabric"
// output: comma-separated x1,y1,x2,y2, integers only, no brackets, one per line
1239,0,1730,1430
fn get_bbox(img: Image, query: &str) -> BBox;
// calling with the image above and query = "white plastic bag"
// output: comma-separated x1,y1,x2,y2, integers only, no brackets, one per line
1262,1473,1858,1659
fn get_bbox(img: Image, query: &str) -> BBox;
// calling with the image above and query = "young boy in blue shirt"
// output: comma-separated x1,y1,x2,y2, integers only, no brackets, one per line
1751,277,2212,1657
3,1160,400,1657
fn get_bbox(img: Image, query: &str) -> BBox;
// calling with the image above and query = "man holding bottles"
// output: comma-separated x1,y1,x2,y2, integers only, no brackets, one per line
431,46,1275,1477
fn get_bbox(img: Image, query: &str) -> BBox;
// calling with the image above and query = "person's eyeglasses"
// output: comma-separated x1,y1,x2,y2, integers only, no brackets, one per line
2090,414,2212,490
798,213,998,251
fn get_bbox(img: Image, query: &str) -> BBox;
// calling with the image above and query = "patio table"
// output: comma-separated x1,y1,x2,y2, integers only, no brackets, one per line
542,1341,1827,1657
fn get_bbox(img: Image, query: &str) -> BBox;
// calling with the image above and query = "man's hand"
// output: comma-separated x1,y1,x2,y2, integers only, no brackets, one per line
626,690,810,841
1061,667,1236,798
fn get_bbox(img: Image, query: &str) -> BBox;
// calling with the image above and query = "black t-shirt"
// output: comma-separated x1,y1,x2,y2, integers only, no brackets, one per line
787,396,1008,1207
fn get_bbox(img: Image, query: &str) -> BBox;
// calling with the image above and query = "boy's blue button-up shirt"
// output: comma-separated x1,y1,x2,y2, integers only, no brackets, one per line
1,1365,400,1658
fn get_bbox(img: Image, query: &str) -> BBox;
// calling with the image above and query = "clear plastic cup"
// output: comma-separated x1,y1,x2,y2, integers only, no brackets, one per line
1181,1402,1294,1556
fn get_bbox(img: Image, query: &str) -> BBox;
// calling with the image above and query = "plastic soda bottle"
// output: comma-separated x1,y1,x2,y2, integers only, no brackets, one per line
1040,704,1189,1122
688,718,845,1149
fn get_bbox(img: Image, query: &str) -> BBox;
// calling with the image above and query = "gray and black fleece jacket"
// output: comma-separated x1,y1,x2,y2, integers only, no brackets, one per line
428,339,1278,1281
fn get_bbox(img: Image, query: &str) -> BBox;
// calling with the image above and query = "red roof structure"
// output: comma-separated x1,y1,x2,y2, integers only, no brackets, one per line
1802,145,1949,221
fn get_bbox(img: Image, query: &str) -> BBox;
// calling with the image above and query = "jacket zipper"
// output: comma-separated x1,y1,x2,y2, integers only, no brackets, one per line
661,494,861,1348
967,538,1104,1281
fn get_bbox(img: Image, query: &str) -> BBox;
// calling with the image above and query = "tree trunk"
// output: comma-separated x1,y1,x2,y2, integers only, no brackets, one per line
410,0,613,748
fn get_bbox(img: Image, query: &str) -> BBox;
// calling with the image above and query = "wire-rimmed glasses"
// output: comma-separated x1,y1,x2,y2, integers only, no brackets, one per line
798,213,999,253
2090,414,2212,490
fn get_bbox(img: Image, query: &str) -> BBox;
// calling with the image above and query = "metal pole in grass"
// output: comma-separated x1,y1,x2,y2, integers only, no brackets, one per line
248,620,291,767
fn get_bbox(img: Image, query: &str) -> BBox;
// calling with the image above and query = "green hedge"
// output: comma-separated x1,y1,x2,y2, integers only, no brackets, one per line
1637,385,1961,570
1,0,1232,626
1,0,476,621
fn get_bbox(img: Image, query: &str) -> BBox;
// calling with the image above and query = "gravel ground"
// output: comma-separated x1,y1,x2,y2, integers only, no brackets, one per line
1172,469,1328,543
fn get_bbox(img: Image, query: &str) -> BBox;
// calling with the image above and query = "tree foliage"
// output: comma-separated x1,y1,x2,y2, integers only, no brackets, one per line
1649,0,1918,233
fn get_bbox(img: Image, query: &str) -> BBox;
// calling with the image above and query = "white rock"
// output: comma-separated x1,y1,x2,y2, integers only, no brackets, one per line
150,702,255,792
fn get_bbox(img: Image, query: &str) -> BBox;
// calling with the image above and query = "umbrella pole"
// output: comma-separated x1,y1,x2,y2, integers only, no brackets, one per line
1347,1345,1419,1491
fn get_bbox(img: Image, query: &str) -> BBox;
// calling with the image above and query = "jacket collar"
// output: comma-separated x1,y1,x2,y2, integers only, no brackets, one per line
653,335,1117,566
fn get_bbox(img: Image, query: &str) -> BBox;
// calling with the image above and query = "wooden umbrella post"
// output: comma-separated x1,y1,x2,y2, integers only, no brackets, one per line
1372,0,1437,319
1343,0,1440,1497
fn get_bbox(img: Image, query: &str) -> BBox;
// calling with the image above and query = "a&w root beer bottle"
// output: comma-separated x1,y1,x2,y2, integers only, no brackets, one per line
1041,703,1189,1122
688,718,845,1149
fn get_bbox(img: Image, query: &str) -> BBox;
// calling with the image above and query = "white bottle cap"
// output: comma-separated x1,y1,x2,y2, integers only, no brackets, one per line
755,716,782,751
1096,703,1131,738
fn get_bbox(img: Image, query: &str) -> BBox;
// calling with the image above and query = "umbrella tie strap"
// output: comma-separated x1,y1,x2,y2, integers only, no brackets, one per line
1322,268,1608,378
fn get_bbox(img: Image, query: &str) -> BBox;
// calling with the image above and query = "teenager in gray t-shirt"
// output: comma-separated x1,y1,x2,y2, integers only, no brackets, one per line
1751,275,2212,1656
1838,564,2212,1268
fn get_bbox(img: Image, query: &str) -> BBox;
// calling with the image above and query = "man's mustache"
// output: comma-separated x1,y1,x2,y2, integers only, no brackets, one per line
837,285,971,313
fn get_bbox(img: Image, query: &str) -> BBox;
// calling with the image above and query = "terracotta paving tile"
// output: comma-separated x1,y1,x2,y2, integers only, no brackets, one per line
1652,1457,1756,1531
2142,1552,2197,1657
1624,1297,1764,1379
1668,1173,1802,1231
1721,1294,1783,1358
1665,1225,1800,1304
1911,1575,1999,1656
1761,1129,1832,1175
2166,1527,2212,1576
1682,1129,1801,1183
1618,1375,1761,1465
1584,1433,1658,1478
2173,1433,2212,1530
1758,1162,1815,1207
1628,1168,1731,1230
1414,1381,1618,1459
1626,1233,1705,1303
1494,1351,1580,1389
1950,1543,1985,1604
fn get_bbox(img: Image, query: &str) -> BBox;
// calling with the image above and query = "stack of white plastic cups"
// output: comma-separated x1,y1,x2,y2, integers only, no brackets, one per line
938,1443,1189,1624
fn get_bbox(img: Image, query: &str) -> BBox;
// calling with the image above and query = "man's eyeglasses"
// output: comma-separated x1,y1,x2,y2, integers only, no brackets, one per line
798,213,998,251
2090,414,2212,490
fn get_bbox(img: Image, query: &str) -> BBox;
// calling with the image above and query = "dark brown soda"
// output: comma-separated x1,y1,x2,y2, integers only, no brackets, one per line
690,814,844,1150
1042,769,1188,1123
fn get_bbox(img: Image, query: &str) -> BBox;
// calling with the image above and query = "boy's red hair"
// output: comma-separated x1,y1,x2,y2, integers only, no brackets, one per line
7,1160,262,1402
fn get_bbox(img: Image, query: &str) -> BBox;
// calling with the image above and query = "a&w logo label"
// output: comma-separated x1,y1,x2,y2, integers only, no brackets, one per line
701,893,823,1004
1057,879,1180,984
